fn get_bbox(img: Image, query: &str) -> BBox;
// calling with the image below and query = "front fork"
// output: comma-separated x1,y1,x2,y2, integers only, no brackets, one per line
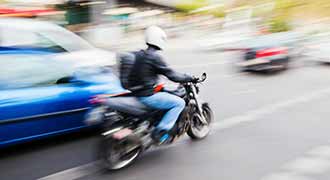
190,84,208,125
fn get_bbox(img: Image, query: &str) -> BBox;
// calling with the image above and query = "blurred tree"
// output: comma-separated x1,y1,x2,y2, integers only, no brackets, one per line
175,0,209,12
56,0,91,25
56,0,92,32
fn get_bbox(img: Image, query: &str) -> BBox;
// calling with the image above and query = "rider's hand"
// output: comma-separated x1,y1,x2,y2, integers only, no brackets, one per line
191,76,199,83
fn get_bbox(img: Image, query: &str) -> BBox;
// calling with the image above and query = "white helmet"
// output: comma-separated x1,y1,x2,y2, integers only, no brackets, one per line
145,26,167,50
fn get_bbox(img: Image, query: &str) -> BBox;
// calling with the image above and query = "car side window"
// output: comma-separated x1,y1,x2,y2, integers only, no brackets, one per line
0,56,74,90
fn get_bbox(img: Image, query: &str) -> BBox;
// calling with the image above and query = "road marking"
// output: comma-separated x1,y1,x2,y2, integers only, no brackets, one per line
38,162,100,180
261,145,330,180
283,157,330,174
38,87,330,180
214,86,330,130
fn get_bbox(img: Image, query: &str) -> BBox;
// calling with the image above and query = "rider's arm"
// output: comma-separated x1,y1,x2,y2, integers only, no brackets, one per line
153,55,193,83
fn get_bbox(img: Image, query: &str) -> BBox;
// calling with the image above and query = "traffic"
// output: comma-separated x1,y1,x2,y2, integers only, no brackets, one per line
2,1,330,180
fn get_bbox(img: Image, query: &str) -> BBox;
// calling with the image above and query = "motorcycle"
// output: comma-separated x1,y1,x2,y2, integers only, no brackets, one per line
88,73,213,170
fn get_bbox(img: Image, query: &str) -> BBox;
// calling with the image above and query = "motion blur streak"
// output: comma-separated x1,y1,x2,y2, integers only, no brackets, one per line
3,0,330,180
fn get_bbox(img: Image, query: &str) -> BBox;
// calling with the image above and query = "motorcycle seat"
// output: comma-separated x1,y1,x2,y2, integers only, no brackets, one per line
104,97,153,116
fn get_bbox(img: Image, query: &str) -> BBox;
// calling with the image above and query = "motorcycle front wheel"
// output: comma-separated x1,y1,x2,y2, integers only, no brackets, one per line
98,136,141,170
187,103,213,140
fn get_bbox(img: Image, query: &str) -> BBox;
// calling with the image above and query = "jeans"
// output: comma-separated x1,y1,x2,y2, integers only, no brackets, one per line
139,92,185,131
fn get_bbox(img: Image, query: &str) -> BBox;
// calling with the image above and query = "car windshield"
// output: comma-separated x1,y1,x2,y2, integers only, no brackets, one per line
0,55,74,90
39,29,95,52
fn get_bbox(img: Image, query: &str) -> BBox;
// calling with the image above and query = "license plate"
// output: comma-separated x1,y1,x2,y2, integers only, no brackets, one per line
113,128,133,139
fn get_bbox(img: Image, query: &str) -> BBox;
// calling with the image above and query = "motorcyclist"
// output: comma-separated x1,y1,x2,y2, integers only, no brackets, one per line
126,26,197,144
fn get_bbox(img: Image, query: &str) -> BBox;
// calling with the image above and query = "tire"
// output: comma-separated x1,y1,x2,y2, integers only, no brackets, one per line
98,136,141,170
282,62,289,70
187,104,214,140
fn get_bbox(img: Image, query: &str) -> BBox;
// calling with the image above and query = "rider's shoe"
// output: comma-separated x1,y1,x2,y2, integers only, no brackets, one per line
152,129,171,145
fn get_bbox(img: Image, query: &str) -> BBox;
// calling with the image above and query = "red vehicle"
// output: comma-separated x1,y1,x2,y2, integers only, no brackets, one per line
0,6,58,17
235,32,303,72
237,46,290,71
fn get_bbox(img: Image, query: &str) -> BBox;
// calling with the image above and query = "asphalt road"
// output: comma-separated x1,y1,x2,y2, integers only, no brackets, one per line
2,44,330,180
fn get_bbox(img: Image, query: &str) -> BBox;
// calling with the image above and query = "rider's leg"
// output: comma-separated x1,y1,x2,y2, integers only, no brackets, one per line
139,92,185,131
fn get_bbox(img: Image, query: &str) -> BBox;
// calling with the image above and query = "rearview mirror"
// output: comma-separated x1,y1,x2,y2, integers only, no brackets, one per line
201,73,207,81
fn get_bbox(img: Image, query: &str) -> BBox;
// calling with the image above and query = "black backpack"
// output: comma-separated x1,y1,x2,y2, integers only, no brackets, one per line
117,52,143,91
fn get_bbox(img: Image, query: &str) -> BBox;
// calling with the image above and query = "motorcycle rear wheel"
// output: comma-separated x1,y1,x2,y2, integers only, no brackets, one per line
99,137,141,170
187,104,213,140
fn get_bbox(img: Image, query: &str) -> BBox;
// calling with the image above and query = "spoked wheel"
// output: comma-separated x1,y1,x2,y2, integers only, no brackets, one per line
187,104,214,140
99,137,141,170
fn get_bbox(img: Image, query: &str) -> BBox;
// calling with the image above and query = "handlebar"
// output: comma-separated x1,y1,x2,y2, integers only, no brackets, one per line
194,73,207,83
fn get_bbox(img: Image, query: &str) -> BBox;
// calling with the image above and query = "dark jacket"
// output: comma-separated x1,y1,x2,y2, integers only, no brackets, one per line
124,47,193,97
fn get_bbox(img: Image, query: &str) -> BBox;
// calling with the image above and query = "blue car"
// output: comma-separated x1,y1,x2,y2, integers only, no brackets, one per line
0,54,126,147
